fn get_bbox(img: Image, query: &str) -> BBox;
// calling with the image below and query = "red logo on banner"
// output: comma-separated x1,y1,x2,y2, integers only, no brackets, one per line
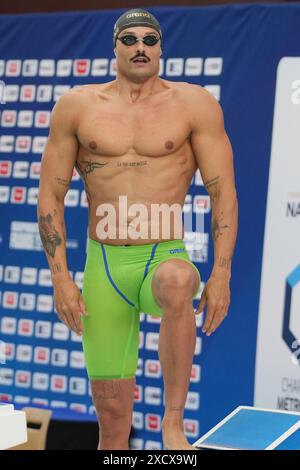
37,112,48,125
30,162,41,177
4,292,17,307
8,61,19,74
18,138,29,150
74,59,90,75
5,344,14,357
184,421,197,434
0,161,12,177
2,111,15,124
0,394,12,402
11,187,26,203
146,414,160,431
190,365,199,381
148,362,159,374
23,87,34,99
193,195,211,213
53,376,65,391
36,349,48,362
17,372,30,385
134,385,142,402
19,320,33,335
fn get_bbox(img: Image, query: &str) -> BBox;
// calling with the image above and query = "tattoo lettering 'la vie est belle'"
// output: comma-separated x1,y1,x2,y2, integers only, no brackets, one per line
117,161,148,167
38,209,62,258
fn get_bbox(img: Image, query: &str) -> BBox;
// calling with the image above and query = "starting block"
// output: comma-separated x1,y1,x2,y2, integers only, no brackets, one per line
0,403,27,450
193,406,300,450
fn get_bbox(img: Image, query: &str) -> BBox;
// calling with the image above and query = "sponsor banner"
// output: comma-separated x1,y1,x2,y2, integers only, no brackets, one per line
255,58,300,411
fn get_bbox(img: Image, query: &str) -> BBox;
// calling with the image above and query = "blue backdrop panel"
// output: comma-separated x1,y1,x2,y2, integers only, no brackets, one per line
0,4,300,449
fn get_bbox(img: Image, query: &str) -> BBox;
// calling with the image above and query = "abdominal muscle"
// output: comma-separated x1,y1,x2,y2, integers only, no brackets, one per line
89,200,186,245
82,151,194,246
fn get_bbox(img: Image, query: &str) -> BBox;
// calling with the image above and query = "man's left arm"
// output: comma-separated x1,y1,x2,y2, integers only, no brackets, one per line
189,87,238,336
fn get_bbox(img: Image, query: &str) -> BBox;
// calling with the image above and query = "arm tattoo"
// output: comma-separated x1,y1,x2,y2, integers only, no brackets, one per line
205,176,221,204
212,213,229,240
204,176,220,190
218,256,232,271
38,209,62,258
52,262,63,274
54,177,70,187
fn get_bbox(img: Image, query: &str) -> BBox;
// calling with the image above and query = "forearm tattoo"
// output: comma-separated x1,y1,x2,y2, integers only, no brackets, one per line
212,211,229,240
38,209,62,258
218,256,232,271
52,262,63,274
205,175,221,204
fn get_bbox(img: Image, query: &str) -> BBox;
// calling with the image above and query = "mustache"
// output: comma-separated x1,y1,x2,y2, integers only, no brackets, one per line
131,54,150,61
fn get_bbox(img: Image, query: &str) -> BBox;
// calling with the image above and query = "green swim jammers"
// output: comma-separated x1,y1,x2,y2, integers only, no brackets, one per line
82,238,201,380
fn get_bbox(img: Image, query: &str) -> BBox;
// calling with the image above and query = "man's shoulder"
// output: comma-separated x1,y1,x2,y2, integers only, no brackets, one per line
164,80,224,132
53,83,104,115
164,79,201,93
164,79,214,107
57,82,108,102
69,81,115,97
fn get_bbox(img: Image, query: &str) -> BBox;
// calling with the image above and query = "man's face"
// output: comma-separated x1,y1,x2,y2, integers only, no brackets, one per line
114,26,162,82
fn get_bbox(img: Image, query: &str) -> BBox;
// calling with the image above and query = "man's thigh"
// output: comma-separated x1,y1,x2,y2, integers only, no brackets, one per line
82,239,140,380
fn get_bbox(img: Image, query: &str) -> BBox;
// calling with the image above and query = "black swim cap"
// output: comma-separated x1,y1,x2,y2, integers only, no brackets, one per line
113,8,162,47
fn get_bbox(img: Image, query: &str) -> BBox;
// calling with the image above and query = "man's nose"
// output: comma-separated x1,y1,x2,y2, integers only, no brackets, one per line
135,39,146,53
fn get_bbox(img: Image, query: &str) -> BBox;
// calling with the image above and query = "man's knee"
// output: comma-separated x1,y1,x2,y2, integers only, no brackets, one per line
91,378,135,422
152,259,199,307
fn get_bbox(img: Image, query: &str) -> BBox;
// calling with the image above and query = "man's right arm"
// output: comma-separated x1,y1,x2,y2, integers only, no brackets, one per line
37,91,87,335
37,92,78,281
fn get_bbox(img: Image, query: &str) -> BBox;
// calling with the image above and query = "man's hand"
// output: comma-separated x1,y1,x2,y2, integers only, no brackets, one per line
53,279,88,336
195,275,230,336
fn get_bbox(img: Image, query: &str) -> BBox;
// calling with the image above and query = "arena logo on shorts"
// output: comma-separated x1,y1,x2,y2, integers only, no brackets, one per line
169,248,185,254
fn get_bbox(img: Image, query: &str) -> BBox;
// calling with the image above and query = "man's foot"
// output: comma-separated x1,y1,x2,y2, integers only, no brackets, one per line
161,421,198,450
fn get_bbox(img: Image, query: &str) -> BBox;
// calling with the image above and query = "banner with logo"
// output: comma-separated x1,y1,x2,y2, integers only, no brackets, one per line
1,4,300,449
254,58,300,412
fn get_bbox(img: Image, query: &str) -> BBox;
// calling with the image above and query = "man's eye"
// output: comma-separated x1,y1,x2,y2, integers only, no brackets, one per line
122,35,136,42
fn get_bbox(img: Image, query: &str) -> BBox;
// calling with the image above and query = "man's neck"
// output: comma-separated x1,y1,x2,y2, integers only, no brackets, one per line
114,74,160,103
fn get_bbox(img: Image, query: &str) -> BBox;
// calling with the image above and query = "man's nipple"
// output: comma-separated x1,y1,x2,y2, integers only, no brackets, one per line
89,141,98,150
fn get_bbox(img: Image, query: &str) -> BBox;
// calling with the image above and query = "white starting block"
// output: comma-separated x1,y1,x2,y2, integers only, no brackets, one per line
193,406,300,450
0,403,27,450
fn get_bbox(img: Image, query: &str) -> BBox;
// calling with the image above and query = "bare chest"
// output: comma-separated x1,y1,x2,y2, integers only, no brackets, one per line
76,95,191,158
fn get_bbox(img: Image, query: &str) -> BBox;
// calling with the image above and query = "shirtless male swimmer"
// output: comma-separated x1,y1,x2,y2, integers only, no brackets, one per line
37,8,238,450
